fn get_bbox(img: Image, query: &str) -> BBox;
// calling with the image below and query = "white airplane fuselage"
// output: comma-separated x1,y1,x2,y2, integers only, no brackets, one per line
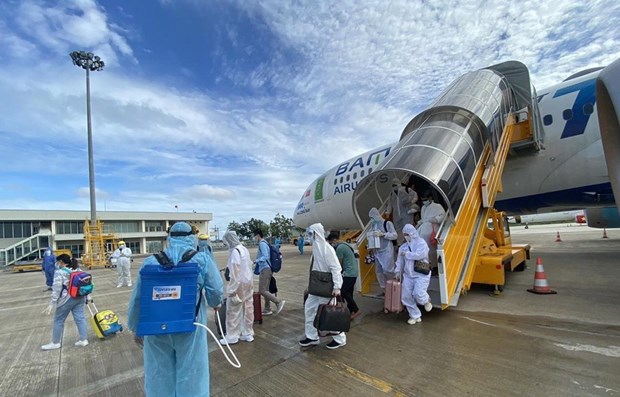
294,64,619,231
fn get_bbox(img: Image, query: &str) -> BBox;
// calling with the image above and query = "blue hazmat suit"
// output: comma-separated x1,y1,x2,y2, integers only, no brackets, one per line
42,248,56,287
298,236,304,255
128,222,223,397
274,237,281,249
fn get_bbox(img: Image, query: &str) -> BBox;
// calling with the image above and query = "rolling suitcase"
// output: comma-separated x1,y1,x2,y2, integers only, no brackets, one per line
384,279,404,314
253,292,263,324
215,299,227,336
87,301,123,339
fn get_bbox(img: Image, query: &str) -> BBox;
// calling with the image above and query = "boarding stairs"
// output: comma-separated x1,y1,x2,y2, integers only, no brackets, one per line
353,61,537,308
0,234,44,268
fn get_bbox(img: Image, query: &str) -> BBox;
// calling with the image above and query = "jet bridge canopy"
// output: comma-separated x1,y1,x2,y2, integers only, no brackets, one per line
353,65,521,227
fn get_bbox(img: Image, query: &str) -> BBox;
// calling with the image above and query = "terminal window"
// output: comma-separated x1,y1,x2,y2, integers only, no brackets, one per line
56,221,84,235
1,222,36,238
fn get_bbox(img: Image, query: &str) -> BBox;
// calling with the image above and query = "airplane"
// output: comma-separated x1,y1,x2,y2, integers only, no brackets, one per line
507,210,586,225
293,59,620,232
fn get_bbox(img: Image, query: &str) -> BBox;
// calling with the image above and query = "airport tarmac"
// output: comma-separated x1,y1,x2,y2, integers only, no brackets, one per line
0,225,618,396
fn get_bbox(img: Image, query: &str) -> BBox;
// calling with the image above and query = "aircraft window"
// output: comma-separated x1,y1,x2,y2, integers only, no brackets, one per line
353,172,357,179
583,103,594,115
563,109,573,120
543,115,552,126
339,177,343,184
361,170,365,177
369,168,373,174
334,179,337,185
346,175,350,182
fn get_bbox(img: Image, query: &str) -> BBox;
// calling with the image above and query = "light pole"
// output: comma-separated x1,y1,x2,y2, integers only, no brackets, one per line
70,51,104,226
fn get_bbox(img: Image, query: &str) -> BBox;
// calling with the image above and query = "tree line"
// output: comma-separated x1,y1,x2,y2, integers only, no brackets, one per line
226,213,295,240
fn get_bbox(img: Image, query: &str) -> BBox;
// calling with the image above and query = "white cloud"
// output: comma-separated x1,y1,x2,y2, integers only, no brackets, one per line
178,184,236,201
77,187,109,199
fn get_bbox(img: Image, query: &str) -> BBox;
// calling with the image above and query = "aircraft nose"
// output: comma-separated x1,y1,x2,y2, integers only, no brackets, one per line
597,58,620,208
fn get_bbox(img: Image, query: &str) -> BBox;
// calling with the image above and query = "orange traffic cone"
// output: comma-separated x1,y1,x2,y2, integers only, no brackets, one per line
555,232,562,242
603,228,609,239
527,258,557,295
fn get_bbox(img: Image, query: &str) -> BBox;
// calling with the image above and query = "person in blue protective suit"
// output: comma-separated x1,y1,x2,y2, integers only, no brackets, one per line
42,247,56,291
394,224,433,325
298,235,304,255
197,233,213,257
127,222,223,397
274,236,281,250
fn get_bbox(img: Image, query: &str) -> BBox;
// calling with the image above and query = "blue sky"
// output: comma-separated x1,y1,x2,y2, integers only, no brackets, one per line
0,0,619,232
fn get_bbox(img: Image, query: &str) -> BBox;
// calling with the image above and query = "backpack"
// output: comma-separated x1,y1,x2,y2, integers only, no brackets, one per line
64,269,94,298
262,240,282,273
136,249,202,336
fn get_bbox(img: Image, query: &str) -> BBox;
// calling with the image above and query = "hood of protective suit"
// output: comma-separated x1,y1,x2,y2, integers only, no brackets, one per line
166,222,196,264
222,230,241,250
369,207,384,222
403,223,420,239
307,223,340,267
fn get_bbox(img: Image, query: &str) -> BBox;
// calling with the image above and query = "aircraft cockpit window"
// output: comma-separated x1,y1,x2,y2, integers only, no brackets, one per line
563,109,573,121
583,103,594,115
543,115,553,126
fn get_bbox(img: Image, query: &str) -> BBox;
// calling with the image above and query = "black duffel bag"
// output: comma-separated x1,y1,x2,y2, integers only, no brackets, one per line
313,297,351,336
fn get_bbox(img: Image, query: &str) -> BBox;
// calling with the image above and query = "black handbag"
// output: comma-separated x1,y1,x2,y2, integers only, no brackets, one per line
307,256,334,298
313,297,351,336
414,260,431,275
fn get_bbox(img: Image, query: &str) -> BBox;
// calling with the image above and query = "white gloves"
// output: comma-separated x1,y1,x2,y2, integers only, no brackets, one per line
332,288,341,296
394,273,401,281
375,231,385,237
230,294,242,305
42,304,54,315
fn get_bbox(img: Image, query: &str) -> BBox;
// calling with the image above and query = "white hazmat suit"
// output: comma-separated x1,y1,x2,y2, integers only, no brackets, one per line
112,242,132,287
418,198,446,268
301,223,346,348
387,178,418,244
369,208,397,289
221,231,254,343
395,224,432,322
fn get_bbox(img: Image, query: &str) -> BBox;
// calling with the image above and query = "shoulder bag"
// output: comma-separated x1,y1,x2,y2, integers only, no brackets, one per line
307,256,334,297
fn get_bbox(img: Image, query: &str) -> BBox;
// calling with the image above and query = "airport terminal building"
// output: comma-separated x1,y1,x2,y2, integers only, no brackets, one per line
0,210,212,267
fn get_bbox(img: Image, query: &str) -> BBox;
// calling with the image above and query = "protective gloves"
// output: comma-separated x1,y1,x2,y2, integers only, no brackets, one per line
332,288,341,296
42,304,54,315
375,231,385,237
230,294,242,305
394,273,401,281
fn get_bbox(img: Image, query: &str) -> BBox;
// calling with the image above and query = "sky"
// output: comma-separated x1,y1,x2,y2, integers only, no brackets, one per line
0,0,619,233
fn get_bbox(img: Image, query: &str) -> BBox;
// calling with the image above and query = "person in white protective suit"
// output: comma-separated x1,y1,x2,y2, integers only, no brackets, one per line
299,223,347,350
394,224,433,324
417,190,446,268
386,178,418,244
219,231,255,345
112,241,132,288
368,207,397,293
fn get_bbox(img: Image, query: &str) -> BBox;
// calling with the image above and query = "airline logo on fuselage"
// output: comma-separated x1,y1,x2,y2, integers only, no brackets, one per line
333,146,391,195
541,78,597,140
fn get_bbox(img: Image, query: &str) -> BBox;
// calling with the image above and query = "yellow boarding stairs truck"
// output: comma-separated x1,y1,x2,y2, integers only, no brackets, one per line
352,61,538,308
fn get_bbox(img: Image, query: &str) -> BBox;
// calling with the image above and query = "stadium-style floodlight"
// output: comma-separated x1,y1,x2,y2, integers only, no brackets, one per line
70,51,105,226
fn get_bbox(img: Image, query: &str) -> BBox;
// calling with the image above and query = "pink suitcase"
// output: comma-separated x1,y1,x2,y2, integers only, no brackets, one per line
384,279,404,313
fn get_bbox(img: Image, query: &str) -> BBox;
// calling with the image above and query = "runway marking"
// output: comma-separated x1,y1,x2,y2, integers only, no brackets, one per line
537,324,620,339
462,316,523,333
323,360,411,396
594,385,619,394
554,343,620,357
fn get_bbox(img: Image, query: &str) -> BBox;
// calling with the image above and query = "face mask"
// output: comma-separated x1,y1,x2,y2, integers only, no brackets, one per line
393,187,399,193
404,236,411,242
423,200,430,206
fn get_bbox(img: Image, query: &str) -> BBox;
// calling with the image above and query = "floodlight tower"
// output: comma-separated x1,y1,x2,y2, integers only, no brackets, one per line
69,51,105,225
